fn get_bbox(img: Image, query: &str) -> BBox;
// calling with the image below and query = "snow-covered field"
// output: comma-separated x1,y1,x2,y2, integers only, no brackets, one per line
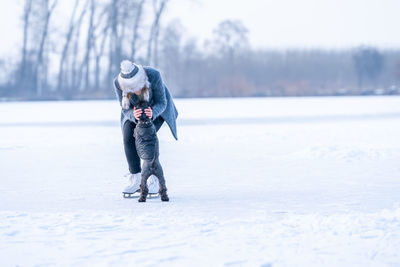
1,96,400,266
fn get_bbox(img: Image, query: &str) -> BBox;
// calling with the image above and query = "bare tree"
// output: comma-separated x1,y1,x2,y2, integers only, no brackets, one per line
20,0,33,82
69,2,88,94
160,20,182,91
57,0,87,92
146,0,168,66
93,21,109,91
212,20,249,61
353,46,384,90
131,0,145,60
32,0,59,96
107,0,120,83
91,5,109,91
82,0,97,91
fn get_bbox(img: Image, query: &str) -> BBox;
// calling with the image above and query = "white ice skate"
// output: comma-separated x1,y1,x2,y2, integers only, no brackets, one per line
147,175,160,197
122,172,141,198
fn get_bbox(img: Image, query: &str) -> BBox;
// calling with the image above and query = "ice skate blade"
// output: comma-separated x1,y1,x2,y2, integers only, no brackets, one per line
122,192,159,199
147,193,159,199
122,191,140,199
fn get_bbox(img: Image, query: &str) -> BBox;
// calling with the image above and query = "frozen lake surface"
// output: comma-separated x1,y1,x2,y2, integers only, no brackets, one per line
1,96,400,266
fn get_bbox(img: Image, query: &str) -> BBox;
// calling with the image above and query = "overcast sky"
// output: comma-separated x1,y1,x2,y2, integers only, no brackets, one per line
165,0,400,49
1,0,399,58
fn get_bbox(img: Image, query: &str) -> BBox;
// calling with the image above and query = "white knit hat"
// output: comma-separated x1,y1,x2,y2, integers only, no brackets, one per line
117,60,150,93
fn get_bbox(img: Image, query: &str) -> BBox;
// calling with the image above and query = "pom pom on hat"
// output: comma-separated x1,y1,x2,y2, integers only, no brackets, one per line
118,59,150,93
120,60,135,75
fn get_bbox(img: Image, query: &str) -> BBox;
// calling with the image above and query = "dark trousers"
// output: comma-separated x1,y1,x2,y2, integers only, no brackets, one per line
123,117,164,174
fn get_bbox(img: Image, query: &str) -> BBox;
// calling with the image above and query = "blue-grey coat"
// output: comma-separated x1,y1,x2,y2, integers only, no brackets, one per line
113,67,178,140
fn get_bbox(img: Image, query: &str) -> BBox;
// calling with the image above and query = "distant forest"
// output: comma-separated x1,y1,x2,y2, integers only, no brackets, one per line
1,0,400,100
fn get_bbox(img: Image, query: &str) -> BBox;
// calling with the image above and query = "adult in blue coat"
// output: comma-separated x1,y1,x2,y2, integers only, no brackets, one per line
113,60,178,195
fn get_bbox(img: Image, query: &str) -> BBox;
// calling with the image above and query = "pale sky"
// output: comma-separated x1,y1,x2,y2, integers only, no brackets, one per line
165,0,400,49
1,0,400,59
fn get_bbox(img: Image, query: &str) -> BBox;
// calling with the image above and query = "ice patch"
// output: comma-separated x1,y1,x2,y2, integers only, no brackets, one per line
0,208,400,266
284,145,400,161
1,97,400,265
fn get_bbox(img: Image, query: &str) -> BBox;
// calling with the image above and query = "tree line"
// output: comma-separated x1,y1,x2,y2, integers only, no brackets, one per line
1,0,168,100
0,0,399,100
